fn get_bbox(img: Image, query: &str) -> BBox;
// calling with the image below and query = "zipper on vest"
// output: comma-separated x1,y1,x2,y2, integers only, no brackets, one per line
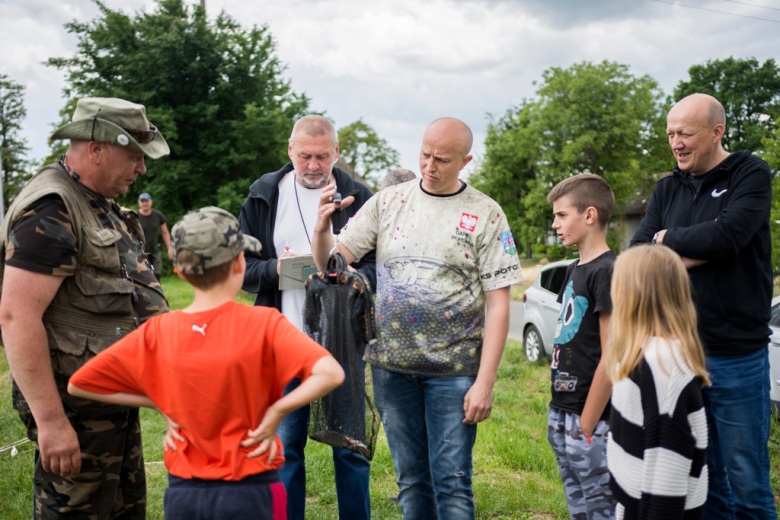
117,204,154,273
119,257,139,303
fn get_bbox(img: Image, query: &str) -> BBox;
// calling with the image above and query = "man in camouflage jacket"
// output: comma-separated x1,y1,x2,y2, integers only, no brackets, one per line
0,98,169,519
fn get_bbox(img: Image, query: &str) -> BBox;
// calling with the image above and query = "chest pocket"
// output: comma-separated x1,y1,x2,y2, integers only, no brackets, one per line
69,227,136,315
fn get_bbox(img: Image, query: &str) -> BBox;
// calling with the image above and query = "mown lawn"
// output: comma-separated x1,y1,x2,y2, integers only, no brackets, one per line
1,275,778,518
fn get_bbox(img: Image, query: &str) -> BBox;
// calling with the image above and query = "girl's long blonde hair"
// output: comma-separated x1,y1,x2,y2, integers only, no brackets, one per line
608,245,710,386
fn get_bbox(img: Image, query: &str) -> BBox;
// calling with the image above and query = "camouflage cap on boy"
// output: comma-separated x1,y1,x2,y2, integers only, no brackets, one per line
50,98,170,159
171,206,261,274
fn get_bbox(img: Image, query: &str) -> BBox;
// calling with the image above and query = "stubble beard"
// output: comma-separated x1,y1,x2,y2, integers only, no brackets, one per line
296,169,330,189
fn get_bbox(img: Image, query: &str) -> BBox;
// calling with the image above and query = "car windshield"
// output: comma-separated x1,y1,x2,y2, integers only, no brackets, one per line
771,303,780,327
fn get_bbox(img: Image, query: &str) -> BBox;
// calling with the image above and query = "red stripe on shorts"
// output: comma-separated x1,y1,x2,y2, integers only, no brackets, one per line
271,482,287,520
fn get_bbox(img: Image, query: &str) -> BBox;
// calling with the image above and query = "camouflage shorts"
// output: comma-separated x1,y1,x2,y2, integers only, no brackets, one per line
547,407,615,520
31,407,146,520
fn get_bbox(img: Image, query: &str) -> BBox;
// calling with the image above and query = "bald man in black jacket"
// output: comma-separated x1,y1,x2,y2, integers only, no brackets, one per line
631,93,775,520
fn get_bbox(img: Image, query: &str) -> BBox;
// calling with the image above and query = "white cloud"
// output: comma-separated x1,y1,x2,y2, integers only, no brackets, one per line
2,0,779,176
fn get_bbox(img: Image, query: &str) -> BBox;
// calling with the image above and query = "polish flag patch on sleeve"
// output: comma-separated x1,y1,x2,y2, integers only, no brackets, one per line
460,213,478,232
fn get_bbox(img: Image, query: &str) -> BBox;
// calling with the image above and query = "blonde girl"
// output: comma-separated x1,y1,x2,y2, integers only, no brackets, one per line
606,245,710,520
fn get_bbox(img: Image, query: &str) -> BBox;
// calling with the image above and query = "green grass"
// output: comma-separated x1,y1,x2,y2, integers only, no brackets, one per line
2,276,779,518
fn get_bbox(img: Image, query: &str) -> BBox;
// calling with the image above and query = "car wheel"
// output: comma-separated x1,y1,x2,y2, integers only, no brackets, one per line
524,325,543,362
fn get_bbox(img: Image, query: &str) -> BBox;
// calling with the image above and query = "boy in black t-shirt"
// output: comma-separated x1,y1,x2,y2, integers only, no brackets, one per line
546,175,617,520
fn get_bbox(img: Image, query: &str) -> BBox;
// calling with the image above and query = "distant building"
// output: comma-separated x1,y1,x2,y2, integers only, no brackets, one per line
621,196,650,250
334,158,373,191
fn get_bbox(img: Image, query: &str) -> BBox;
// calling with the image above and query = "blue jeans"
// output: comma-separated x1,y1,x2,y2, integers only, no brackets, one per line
372,366,477,520
702,346,777,520
278,376,371,520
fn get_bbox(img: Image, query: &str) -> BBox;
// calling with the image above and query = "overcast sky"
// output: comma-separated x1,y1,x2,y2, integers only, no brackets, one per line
2,0,780,177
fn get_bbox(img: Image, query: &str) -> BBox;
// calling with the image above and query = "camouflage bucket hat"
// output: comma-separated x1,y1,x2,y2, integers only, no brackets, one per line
171,206,262,274
50,97,170,159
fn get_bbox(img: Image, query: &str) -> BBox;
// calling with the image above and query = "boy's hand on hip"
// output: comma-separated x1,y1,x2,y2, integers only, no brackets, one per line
463,380,493,424
162,413,184,452
242,407,286,463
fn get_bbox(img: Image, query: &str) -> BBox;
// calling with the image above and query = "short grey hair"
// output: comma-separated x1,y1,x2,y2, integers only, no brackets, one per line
381,168,417,190
289,115,338,147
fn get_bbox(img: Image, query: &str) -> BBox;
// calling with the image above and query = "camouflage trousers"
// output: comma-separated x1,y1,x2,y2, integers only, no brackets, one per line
547,407,615,520
32,407,146,520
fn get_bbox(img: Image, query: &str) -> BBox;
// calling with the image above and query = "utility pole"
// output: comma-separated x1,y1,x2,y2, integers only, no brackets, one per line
0,103,5,226
200,0,205,12
0,162,5,227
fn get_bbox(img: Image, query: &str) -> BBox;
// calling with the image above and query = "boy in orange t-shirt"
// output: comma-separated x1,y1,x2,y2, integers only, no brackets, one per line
68,206,344,520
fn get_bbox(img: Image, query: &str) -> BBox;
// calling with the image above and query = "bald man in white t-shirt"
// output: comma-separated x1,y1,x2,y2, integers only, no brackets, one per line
312,118,522,520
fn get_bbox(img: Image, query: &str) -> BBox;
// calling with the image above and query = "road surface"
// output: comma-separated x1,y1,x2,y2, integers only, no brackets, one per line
508,300,524,342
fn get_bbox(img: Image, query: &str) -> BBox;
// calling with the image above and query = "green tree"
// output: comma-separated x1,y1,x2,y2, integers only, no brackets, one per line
46,0,309,220
0,75,31,211
761,118,780,268
337,119,400,190
471,60,671,253
41,97,79,167
674,57,780,153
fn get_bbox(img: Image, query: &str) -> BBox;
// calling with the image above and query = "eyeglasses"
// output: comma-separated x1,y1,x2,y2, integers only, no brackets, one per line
90,117,158,144
123,125,158,144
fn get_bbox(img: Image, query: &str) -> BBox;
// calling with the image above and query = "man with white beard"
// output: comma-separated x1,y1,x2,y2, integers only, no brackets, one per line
239,114,376,520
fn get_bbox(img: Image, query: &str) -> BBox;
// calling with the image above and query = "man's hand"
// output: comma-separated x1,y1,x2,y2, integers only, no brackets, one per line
314,183,354,234
463,287,510,425
655,228,708,269
241,406,286,463
276,251,296,275
37,416,81,477
0,267,74,476
311,183,358,270
682,257,707,269
463,380,494,424
167,248,173,260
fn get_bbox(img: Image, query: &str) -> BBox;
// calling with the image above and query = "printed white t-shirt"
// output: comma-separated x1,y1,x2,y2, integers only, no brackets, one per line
338,179,522,376
273,171,329,330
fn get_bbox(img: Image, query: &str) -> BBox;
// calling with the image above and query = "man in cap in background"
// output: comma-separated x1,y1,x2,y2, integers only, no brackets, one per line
0,97,170,519
138,192,173,282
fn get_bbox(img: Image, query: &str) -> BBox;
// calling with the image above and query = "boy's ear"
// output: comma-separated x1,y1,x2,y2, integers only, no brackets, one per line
585,206,599,226
233,252,246,275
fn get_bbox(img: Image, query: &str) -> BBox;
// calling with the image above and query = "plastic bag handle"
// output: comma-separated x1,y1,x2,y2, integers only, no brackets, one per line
326,252,348,281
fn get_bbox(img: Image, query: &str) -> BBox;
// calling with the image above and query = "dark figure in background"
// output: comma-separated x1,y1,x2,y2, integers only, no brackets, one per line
137,192,173,282
631,93,776,520
0,97,170,519
381,168,417,190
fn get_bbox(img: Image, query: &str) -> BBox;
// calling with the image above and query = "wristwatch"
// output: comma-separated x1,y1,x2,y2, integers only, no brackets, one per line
652,231,660,245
